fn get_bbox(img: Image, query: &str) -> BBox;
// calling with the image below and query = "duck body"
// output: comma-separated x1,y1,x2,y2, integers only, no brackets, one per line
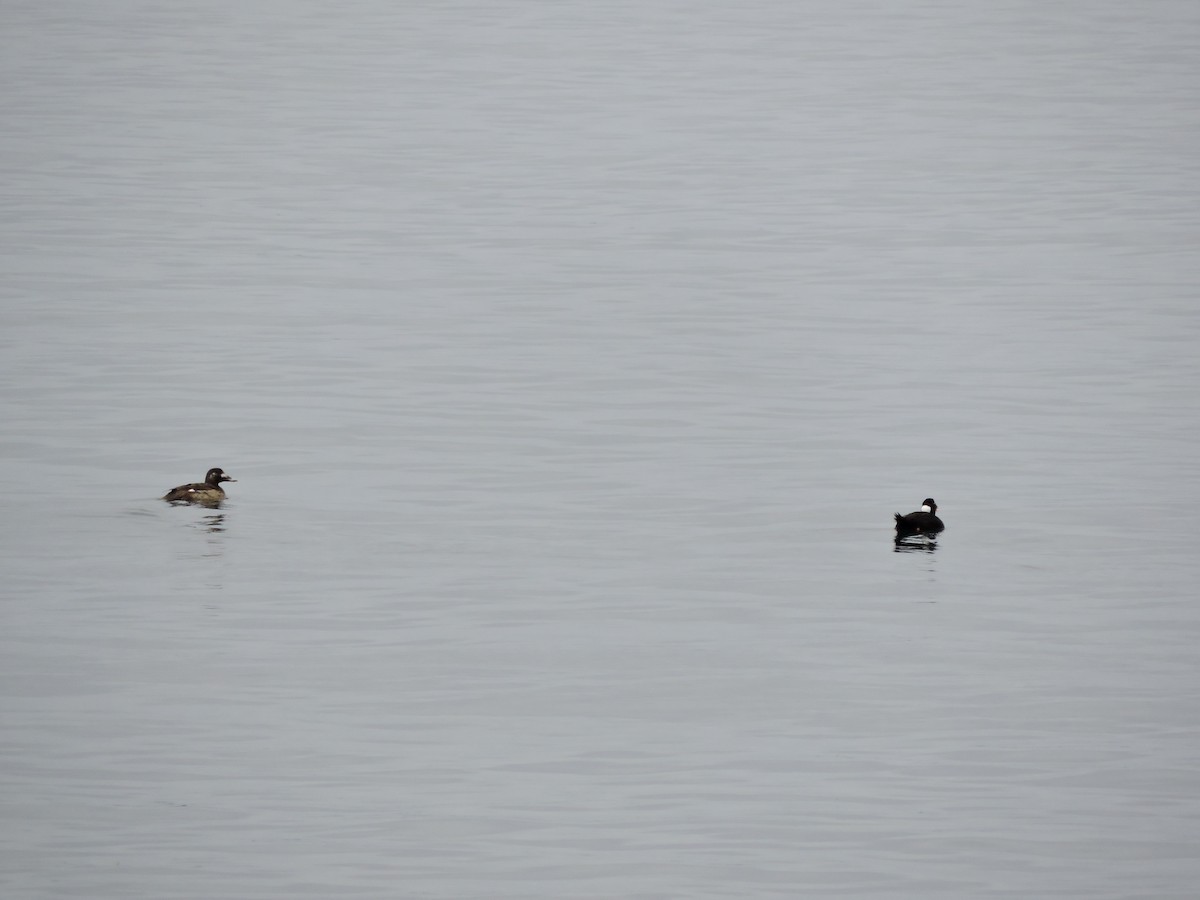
895,498,944,537
164,467,236,504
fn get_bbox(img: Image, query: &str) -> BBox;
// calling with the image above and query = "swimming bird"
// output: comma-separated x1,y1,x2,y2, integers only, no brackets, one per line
894,498,943,537
163,467,236,504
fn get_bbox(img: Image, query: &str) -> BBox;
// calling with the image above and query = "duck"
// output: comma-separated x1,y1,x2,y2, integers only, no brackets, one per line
895,498,944,537
163,467,236,504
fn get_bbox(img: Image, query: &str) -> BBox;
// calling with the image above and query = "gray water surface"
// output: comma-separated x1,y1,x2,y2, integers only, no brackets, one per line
2,2,1199,898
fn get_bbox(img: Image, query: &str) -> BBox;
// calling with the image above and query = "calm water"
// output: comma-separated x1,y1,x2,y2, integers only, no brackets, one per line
3,2,1199,898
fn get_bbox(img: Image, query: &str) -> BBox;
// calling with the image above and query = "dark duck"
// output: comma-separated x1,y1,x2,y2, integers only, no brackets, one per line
894,498,944,538
163,467,236,505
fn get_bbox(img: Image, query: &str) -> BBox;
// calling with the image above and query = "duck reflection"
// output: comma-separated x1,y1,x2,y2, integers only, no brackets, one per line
198,512,226,534
894,535,938,554
191,512,227,563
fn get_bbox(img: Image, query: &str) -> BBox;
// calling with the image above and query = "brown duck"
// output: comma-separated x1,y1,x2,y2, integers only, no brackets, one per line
163,467,237,504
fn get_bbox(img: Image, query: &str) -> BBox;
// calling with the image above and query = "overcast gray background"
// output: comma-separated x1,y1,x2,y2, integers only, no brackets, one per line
2,2,1199,898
